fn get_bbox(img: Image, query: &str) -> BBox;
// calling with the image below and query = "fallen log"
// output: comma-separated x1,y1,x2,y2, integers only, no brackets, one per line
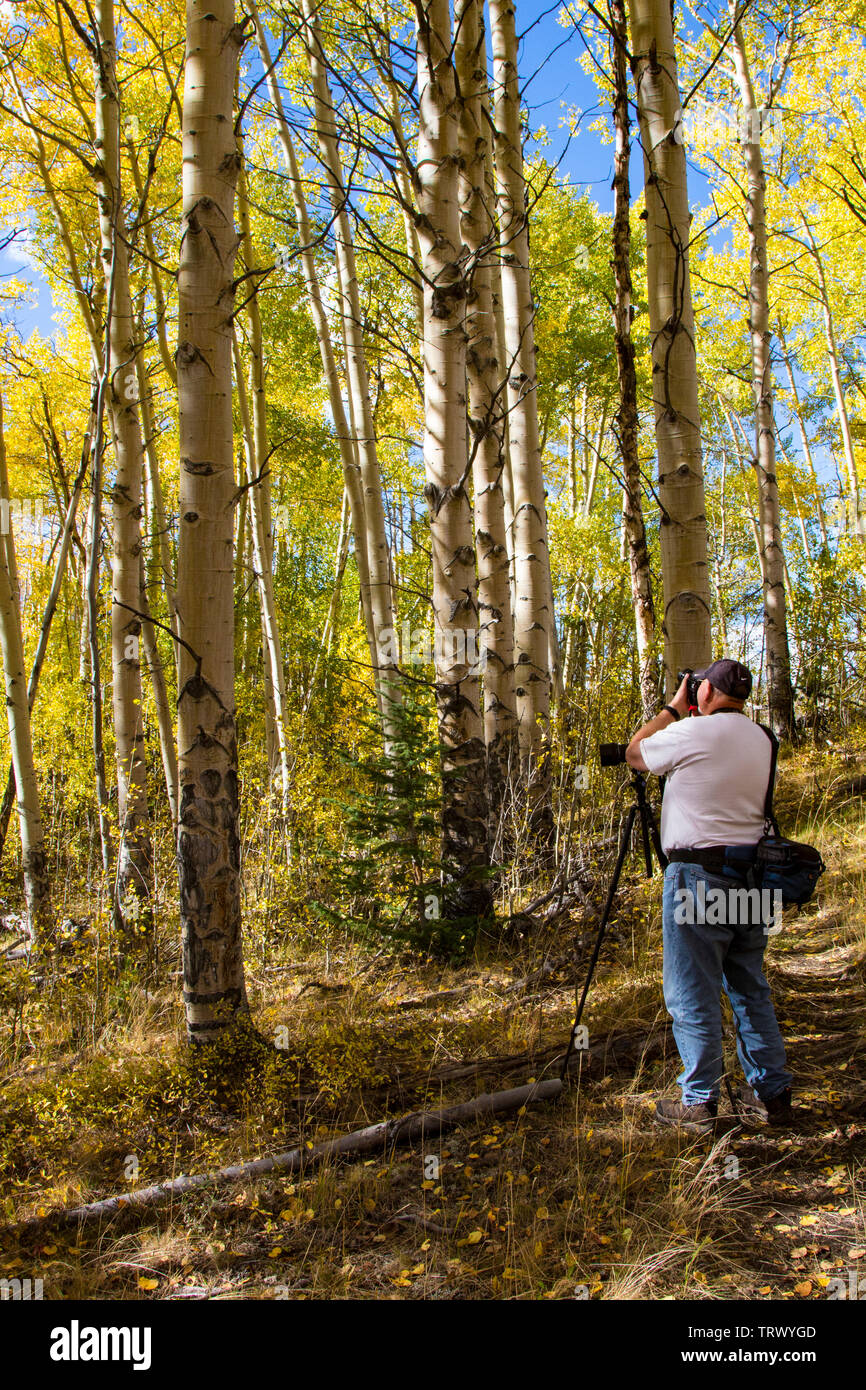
8,1078,563,1234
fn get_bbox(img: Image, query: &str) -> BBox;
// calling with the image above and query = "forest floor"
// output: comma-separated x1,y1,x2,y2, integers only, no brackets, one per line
0,736,864,1301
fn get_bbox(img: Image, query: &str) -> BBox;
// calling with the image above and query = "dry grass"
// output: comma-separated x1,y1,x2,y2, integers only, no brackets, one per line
0,734,864,1299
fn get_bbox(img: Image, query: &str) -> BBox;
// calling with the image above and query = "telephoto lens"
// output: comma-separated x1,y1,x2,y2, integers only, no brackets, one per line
599,742,628,766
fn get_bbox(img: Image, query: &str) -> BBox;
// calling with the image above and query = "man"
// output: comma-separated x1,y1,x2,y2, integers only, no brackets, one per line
625,658,793,1132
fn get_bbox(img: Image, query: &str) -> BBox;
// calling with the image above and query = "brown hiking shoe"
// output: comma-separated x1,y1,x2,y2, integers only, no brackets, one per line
736,1085,794,1127
655,1096,718,1133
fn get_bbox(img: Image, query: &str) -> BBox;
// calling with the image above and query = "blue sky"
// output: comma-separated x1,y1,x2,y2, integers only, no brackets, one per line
0,0,732,355
0,2,624,343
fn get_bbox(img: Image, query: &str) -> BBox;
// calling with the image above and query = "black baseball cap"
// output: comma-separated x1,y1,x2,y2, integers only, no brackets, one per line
693,658,753,700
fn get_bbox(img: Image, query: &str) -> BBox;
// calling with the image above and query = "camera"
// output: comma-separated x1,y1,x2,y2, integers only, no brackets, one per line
599,742,628,766
678,668,700,707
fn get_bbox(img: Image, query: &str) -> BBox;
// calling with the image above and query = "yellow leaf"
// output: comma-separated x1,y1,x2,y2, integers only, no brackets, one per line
137,1277,158,1290
466,1229,483,1245
268,1247,282,1258
536,1207,549,1220
420,1240,430,1251
758,1286,772,1294
800,1214,819,1226
534,1240,543,1258
795,1281,813,1297
410,1263,425,1275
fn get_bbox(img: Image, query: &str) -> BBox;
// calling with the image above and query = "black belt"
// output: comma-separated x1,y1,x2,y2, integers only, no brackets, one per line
667,846,758,879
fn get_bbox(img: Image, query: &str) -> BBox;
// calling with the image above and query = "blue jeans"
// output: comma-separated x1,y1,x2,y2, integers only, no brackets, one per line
662,861,793,1106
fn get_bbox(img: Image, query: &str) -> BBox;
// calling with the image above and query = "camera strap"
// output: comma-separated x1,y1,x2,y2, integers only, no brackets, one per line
757,723,781,837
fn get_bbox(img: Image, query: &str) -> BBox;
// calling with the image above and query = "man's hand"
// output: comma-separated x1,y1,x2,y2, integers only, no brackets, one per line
670,673,692,718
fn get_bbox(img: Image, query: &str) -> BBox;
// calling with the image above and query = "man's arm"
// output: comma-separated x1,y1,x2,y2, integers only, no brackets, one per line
625,675,691,771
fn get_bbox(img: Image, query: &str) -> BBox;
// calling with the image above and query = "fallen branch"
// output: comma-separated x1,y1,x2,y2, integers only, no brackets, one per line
8,1078,563,1234
503,872,593,924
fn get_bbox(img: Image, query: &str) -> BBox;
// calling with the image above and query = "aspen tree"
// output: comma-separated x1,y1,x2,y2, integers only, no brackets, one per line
235,145,291,812
454,0,518,827
776,320,830,550
176,0,248,1040
730,9,794,736
299,0,401,737
134,316,180,651
415,0,491,920
0,419,91,860
801,219,866,546
251,2,385,701
629,0,711,690
610,0,657,719
0,397,52,945
93,0,153,934
488,0,558,760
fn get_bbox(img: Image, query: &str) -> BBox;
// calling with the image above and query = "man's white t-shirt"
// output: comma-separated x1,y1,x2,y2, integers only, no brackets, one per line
639,712,772,853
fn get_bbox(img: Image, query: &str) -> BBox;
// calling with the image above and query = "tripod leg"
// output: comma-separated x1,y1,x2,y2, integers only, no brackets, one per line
560,805,637,1081
645,799,666,871
639,798,653,877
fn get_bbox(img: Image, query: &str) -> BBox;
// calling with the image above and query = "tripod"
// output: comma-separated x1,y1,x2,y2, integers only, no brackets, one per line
559,769,665,1081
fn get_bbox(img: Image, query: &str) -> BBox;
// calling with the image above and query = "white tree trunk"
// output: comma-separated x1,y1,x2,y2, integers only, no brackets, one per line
0,397,52,944
730,13,794,736
299,0,401,737
235,149,292,813
802,219,866,545
487,0,555,841
610,0,657,720
776,319,830,549
251,1,383,696
415,0,491,921
629,0,712,692
176,0,248,1041
94,0,152,933
454,0,518,831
